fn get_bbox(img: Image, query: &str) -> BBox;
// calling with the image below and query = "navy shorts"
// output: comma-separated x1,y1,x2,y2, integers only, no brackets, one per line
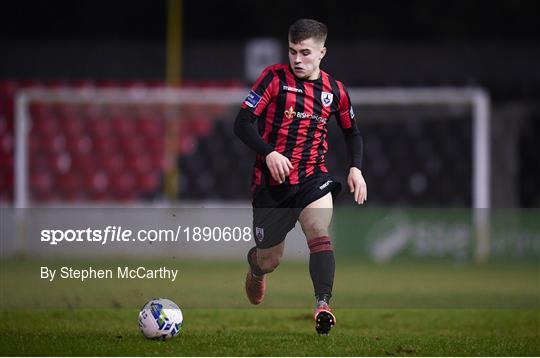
252,173,341,249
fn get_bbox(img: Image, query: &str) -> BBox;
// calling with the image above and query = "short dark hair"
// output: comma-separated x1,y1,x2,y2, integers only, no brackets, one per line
288,19,328,44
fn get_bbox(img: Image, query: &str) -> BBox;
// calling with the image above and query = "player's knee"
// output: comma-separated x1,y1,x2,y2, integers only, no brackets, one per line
302,222,329,240
257,255,281,273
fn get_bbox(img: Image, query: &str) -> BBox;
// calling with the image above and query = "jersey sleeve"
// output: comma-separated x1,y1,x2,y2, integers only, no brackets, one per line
335,81,363,169
241,67,277,117
335,82,357,129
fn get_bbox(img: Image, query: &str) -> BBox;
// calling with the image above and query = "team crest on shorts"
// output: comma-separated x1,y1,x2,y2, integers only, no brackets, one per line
255,227,264,242
321,92,333,107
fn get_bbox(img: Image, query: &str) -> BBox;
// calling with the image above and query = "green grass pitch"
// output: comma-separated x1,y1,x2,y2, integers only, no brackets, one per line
1,259,539,356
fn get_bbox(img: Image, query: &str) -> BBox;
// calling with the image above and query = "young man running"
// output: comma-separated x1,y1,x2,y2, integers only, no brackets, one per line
234,18,367,335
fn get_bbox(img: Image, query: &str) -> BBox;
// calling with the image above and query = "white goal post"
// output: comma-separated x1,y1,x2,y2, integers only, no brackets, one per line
14,87,491,261
346,88,491,264
15,87,490,208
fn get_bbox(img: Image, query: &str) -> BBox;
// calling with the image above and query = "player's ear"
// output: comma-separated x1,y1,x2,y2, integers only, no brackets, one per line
320,47,327,60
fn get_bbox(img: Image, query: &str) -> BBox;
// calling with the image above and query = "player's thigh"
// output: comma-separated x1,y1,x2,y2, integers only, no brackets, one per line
299,192,333,240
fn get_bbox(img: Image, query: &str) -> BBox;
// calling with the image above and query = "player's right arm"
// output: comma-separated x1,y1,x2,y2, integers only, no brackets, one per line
233,67,293,183
264,151,293,184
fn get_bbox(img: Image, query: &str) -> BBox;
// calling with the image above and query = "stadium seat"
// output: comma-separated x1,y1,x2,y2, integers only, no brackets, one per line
93,136,117,154
0,133,13,153
126,153,151,173
138,172,160,195
58,116,85,136
0,81,18,96
28,152,47,172
71,152,97,175
111,117,136,137
87,118,111,137
51,153,72,174
118,135,144,155
30,170,54,201
39,134,66,154
188,117,213,136
29,151,66,173
137,116,164,138
146,136,164,156
57,173,81,200
0,170,14,201
53,102,79,120
31,115,58,136
84,171,108,196
80,103,102,120
0,116,6,137
65,135,92,155
150,153,165,171
108,172,136,201
101,154,125,173
29,103,52,119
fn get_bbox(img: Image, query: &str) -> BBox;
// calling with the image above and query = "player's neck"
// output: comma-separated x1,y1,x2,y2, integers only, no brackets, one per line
292,67,321,81
306,68,321,81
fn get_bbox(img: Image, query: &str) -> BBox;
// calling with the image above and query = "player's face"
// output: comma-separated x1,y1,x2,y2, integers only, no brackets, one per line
288,38,326,80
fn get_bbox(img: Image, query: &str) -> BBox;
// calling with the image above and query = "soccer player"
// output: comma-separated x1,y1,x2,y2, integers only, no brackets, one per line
234,18,367,335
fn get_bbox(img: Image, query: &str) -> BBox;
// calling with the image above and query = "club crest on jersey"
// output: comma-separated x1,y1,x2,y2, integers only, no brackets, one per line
321,92,333,107
255,227,264,242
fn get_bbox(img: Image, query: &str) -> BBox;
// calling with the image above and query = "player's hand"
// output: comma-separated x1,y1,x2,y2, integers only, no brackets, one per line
347,167,367,204
265,151,294,184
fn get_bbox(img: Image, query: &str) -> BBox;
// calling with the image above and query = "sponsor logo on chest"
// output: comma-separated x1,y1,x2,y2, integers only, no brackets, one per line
284,106,327,124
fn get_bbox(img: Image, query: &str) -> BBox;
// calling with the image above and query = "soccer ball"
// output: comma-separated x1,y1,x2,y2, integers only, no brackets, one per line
138,298,183,340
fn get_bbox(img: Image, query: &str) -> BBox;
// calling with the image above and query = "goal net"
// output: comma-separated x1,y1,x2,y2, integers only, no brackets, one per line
14,87,490,207
11,86,492,261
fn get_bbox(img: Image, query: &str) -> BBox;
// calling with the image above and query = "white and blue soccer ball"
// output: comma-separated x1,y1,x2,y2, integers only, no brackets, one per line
138,298,183,340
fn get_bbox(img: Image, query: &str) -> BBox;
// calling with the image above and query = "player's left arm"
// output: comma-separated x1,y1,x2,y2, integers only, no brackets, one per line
336,84,367,205
344,129,367,205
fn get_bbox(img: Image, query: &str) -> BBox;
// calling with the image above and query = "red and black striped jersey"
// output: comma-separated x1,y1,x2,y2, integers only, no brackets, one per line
241,63,357,187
